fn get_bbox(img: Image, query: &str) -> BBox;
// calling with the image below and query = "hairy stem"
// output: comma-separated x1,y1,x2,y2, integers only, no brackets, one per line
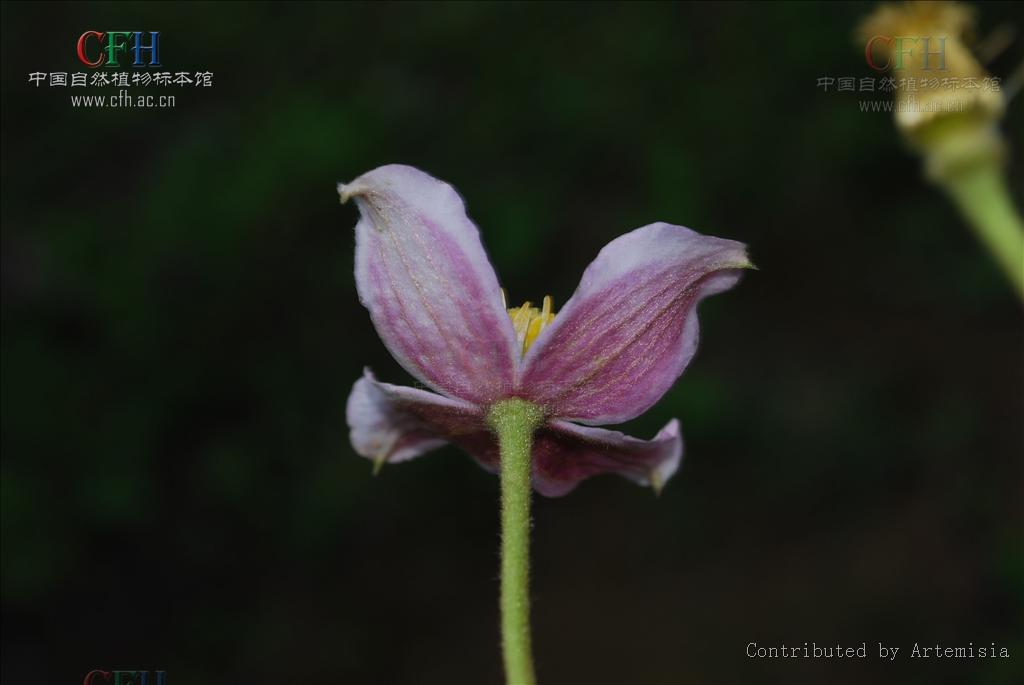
487,398,544,685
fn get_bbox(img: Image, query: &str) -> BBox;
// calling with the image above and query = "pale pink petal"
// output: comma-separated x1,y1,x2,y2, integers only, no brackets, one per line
340,165,518,405
346,369,485,468
531,419,684,497
519,223,750,424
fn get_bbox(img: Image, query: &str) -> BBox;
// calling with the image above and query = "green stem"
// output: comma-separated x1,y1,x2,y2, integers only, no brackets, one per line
939,162,1024,302
487,398,544,685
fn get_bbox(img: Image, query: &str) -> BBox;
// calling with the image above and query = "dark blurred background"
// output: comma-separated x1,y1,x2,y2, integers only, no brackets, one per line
2,2,1022,684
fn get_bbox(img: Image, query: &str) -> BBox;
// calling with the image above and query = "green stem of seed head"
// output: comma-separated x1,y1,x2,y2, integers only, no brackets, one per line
921,127,1024,302
487,398,545,685
939,163,1024,302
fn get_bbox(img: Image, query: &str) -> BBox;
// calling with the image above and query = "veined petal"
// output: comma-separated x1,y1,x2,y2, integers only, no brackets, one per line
520,223,750,424
341,165,518,405
531,419,683,497
347,370,682,497
346,369,485,469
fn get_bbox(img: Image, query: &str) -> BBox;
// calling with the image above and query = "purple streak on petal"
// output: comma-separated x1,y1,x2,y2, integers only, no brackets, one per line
519,223,749,424
530,419,683,497
346,369,486,467
341,165,518,405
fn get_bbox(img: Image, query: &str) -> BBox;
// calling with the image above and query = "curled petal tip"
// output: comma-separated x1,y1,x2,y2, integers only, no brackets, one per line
650,470,665,496
650,419,682,496
719,245,755,271
337,181,364,205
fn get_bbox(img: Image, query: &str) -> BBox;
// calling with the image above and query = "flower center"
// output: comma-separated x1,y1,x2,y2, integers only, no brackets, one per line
504,292,556,356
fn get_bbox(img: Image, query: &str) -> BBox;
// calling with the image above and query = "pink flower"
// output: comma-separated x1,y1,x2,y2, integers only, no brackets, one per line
341,165,750,496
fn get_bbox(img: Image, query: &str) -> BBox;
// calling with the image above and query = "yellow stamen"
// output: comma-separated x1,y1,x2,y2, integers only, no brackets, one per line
507,294,557,356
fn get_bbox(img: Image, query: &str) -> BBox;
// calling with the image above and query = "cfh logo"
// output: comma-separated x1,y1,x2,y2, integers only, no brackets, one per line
865,35,947,72
76,31,161,68
83,670,166,685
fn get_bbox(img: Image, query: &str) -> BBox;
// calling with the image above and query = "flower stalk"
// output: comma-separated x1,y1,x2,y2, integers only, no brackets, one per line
488,398,544,685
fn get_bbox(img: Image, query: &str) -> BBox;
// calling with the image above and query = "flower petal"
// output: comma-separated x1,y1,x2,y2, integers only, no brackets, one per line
520,223,750,424
340,165,518,405
347,371,682,496
531,419,684,497
346,369,486,469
